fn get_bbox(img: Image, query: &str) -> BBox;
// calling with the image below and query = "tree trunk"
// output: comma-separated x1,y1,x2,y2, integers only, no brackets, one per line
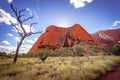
13,37,25,63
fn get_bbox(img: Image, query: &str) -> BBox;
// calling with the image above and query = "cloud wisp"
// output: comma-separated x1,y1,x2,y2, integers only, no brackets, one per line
13,24,35,34
0,44,32,53
112,21,120,27
110,20,120,29
25,39,34,44
6,33,13,37
7,0,13,3
0,9,17,25
70,0,94,8
2,40,11,45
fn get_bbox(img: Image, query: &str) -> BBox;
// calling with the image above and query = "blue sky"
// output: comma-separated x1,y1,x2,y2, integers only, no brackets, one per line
0,0,120,53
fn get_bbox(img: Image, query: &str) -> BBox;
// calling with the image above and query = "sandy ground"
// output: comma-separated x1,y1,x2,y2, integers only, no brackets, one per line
96,64,120,80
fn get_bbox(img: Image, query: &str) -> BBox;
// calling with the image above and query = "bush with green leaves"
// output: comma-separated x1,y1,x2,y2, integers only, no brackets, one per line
102,48,112,55
112,42,120,55
0,52,7,56
36,50,48,62
0,52,7,59
55,48,70,56
72,45,84,58
91,45,102,53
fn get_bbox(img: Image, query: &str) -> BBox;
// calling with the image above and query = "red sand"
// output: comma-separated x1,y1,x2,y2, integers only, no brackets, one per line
96,64,120,80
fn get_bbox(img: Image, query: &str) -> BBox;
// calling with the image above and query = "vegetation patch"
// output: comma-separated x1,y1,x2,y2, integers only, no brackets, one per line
0,56,120,80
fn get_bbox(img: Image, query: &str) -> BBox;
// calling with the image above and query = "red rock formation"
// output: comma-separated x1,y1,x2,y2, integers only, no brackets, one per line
92,28,120,47
29,24,98,53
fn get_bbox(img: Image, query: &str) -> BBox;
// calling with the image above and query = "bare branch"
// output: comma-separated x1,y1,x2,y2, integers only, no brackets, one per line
10,4,18,18
10,22,23,37
22,16,34,23
19,14,25,18
11,4,26,34
26,31,42,37
30,23,37,32
10,4,17,13
19,9,26,16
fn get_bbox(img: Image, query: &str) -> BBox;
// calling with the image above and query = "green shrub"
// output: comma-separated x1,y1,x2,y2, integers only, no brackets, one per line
37,50,48,62
102,48,112,55
0,52,7,56
72,45,84,58
91,46,102,53
113,42,120,55
55,48,70,56
46,49,56,56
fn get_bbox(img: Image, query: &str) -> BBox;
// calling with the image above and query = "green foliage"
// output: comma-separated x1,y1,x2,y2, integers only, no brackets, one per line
0,52,7,59
0,52,7,56
0,52,15,59
46,49,56,56
18,53,27,58
37,50,48,62
102,48,112,55
91,46,102,53
55,48,70,56
72,45,84,57
113,42,120,55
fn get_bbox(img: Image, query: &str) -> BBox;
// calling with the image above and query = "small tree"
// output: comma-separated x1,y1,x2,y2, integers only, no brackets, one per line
37,50,48,62
72,45,84,58
0,52,7,56
10,4,42,63
91,45,102,53
113,42,120,55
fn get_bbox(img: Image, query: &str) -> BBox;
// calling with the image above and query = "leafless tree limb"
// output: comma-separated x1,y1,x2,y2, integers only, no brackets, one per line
22,16,33,23
19,9,26,16
10,4,42,63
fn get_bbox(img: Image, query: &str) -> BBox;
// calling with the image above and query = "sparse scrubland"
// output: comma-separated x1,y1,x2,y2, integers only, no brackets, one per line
0,43,120,80
0,56,120,80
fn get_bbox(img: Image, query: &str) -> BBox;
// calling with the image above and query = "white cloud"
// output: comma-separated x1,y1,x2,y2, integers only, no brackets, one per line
34,37,38,42
26,8,32,16
2,40,11,45
0,44,31,53
109,20,120,29
6,33,13,37
35,14,39,19
25,37,38,44
112,21,120,26
7,0,13,3
26,39,34,44
15,37,20,42
0,9,17,25
0,45,15,53
20,44,32,53
0,44,32,53
13,24,35,33
70,0,93,8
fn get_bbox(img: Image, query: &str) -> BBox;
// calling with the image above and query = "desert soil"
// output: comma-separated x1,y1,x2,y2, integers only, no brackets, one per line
96,64,120,80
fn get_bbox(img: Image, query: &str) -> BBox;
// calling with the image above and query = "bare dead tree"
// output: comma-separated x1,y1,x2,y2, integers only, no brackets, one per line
10,4,42,63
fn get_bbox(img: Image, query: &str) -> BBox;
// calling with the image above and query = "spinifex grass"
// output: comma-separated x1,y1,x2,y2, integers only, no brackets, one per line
0,56,120,80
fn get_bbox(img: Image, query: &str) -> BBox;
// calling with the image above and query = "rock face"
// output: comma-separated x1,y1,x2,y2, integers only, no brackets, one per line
92,28,120,47
29,24,98,53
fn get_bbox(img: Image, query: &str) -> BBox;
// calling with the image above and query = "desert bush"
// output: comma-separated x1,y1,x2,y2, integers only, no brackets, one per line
18,53,27,58
47,49,56,56
112,42,120,55
72,45,84,58
102,48,112,55
91,46,102,53
0,52,7,56
37,50,48,62
55,47,70,56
